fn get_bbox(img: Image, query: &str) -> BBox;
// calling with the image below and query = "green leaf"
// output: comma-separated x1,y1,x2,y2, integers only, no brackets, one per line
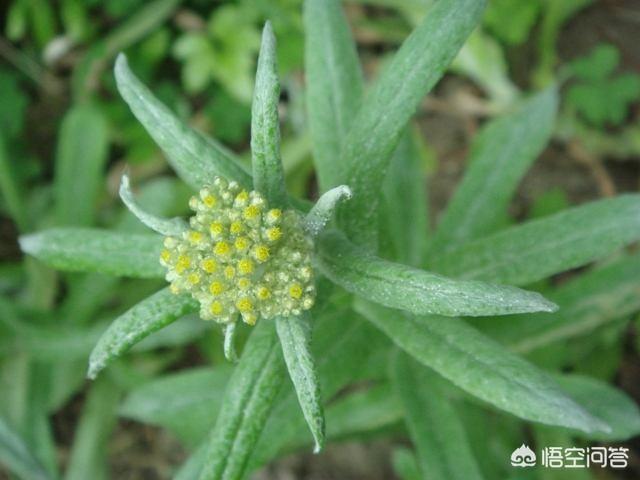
251,22,287,208
380,129,431,267
54,105,109,227
0,132,27,231
0,416,51,480
114,54,252,190
249,306,390,470
304,185,352,237
392,448,422,480
356,300,610,434
119,173,188,236
87,287,197,379
65,378,121,480
317,230,557,317
477,251,640,353
430,88,557,253
393,351,483,480
554,374,640,441
431,195,640,285
223,322,238,362
275,313,325,453
338,0,486,248
303,0,363,191
19,228,165,278
120,365,233,446
198,321,285,480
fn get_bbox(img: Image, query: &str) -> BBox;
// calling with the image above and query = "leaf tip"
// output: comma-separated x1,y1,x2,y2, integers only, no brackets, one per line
18,232,41,255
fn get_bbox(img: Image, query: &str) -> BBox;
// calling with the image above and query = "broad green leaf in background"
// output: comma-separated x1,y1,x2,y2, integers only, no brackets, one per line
338,0,486,248
0,416,51,480
356,301,610,434
477,252,640,353
431,195,640,286
275,313,325,452
317,230,557,317
120,365,233,445
554,374,640,441
429,88,557,254
251,22,287,207
114,54,252,190
198,321,284,480
392,448,422,480
19,228,165,278
393,351,483,480
88,287,197,379
380,129,430,267
483,0,541,46
54,105,109,227
65,378,121,480
304,0,363,191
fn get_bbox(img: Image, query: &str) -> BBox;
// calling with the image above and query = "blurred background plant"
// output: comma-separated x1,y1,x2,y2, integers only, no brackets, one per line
1,0,639,479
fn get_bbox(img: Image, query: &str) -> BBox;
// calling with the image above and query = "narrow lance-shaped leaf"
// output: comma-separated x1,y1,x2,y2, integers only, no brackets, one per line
393,351,483,480
88,287,197,379
0,417,51,480
431,194,640,286
251,22,287,207
304,0,364,190
429,88,558,254
275,313,325,453
317,230,557,317
19,228,165,278
223,323,238,363
338,0,486,248
304,185,352,237
553,374,640,441
478,251,640,353
119,173,188,236
54,104,109,227
380,129,430,267
356,300,610,434
198,321,285,480
114,54,252,190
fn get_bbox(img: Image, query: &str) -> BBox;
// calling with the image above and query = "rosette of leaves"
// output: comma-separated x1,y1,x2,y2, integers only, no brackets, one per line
19,1,640,479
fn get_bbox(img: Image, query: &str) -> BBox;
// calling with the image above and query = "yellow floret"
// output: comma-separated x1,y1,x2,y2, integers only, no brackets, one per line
256,286,271,300
209,222,224,237
265,227,282,242
236,297,253,312
238,278,251,290
234,236,250,251
224,266,236,279
188,231,203,244
201,258,217,273
209,281,224,295
202,194,217,208
243,205,260,220
188,273,201,285
210,301,224,316
289,283,303,299
235,191,249,205
266,209,282,224
214,241,231,257
230,221,244,235
238,258,254,275
254,245,270,263
169,283,181,294
160,249,172,263
175,254,191,273
242,312,257,325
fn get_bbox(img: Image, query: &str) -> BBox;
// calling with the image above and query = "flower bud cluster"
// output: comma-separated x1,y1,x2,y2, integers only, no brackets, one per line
160,177,315,325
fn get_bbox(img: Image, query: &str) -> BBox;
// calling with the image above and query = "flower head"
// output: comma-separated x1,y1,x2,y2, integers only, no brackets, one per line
160,177,315,325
